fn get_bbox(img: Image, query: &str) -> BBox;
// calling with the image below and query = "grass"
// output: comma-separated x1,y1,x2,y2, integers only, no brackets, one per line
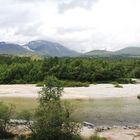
0,97,140,126
0,97,37,112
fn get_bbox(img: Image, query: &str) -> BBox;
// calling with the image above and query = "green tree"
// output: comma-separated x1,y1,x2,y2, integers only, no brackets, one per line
30,76,81,140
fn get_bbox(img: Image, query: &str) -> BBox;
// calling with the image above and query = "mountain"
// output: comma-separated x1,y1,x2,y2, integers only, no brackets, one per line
114,47,140,56
85,50,111,57
84,47,140,57
0,40,79,57
0,42,31,55
24,40,79,57
0,41,139,58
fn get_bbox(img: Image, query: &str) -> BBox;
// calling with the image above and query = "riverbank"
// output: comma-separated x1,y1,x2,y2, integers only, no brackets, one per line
0,84,140,139
9,123,140,140
0,84,139,99
82,126,140,140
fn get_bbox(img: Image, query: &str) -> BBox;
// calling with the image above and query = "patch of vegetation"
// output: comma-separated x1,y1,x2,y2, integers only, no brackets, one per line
117,78,135,84
37,80,89,87
112,82,123,88
137,95,140,100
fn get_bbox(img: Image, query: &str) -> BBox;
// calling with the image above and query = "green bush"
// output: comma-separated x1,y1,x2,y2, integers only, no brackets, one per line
30,76,81,140
117,78,135,84
112,82,123,88
60,80,89,87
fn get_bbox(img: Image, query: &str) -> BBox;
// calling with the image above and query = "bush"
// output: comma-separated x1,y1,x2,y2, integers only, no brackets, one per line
117,78,135,84
60,80,89,87
112,82,123,88
137,95,140,100
30,76,81,140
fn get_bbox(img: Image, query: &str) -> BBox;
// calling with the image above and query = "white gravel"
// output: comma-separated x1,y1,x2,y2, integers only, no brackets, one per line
0,84,139,99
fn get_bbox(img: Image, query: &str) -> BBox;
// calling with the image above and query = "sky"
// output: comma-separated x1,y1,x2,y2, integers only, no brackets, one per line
0,0,140,52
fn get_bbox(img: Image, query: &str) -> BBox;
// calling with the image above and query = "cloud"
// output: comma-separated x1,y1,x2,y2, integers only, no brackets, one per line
58,0,97,13
0,0,140,52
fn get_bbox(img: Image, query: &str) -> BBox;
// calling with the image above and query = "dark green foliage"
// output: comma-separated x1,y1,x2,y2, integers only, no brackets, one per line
0,55,139,85
133,67,140,78
137,95,140,100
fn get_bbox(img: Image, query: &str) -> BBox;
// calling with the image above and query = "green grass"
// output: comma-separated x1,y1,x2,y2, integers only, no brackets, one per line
0,97,37,112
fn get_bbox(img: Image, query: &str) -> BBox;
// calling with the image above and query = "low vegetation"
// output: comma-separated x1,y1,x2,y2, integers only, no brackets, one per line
37,80,89,87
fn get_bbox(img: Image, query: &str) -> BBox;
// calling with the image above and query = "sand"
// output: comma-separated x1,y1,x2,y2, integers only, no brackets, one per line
0,84,139,99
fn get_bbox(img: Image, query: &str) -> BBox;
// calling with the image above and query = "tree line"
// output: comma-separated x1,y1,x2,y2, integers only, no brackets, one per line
0,55,140,85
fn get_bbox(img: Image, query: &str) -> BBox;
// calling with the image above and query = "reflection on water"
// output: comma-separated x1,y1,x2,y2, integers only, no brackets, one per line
71,97,140,126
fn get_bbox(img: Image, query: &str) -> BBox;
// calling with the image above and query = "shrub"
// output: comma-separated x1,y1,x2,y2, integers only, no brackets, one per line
112,82,123,88
30,76,81,140
117,78,135,84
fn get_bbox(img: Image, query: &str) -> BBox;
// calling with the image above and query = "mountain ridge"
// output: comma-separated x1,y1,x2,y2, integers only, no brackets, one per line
84,47,140,57
0,41,140,57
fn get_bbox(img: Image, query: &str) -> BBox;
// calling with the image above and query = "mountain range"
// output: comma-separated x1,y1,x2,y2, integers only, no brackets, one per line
0,40,79,57
84,47,140,57
0,40,140,57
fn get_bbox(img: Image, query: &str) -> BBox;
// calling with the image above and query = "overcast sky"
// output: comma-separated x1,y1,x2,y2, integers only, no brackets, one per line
0,0,140,52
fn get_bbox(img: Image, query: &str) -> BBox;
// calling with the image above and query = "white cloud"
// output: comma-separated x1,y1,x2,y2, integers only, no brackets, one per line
0,0,140,52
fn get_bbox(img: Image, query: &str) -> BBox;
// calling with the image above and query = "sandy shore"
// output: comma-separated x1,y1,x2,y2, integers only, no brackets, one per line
0,84,139,99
